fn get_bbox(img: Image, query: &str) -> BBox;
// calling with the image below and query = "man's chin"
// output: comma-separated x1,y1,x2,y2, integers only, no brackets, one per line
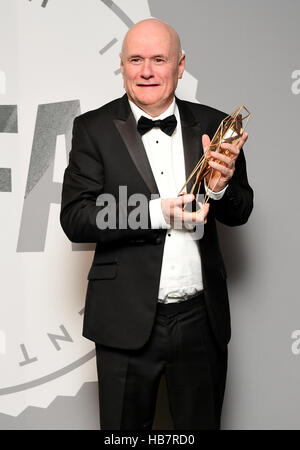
137,95,172,111
135,96,161,106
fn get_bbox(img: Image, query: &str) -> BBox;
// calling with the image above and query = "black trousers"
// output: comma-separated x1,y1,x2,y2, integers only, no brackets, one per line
95,294,228,430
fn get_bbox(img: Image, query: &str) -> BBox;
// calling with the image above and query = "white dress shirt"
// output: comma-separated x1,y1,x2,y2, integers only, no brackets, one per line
129,97,226,303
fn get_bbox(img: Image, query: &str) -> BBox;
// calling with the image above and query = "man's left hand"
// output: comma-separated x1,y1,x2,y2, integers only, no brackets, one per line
202,132,248,192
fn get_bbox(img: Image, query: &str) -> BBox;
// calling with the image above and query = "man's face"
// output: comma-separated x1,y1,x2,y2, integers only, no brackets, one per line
120,26,185,115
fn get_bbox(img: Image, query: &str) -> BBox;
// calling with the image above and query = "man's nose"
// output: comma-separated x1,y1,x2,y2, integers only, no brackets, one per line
140,60,154,79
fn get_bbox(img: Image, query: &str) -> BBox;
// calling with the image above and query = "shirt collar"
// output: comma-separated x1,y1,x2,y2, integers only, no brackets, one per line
128,97,176,123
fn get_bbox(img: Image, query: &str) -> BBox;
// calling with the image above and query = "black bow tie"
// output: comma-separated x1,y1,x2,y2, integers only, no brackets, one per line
137,114,177,137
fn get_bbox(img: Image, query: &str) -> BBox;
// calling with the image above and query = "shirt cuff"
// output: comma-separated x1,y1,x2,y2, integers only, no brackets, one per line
149,198,171,229
204,181,228,200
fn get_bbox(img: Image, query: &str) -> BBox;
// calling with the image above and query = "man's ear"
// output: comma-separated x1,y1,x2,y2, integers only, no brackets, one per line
178,53,185,79
119,53,124,74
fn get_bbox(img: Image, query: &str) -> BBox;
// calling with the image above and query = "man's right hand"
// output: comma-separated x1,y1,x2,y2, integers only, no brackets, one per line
161,194,210,229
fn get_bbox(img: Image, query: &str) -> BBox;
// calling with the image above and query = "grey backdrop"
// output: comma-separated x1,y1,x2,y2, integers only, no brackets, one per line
1,0,300,429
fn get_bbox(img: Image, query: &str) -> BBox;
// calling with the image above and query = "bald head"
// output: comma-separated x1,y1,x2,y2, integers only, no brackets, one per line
121,18,182,61
119,18,185,117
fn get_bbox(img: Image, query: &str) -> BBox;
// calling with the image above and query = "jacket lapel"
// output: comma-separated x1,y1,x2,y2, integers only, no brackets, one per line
176,97,204,193
113,95,159,195
113,94,204,197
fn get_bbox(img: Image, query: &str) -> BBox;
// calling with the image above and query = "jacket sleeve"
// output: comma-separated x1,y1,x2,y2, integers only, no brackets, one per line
210,146,254,226
60,116,156,244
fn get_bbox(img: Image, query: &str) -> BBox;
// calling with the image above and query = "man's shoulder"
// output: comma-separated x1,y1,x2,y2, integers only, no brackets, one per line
176,97,227,122
74,95,126,125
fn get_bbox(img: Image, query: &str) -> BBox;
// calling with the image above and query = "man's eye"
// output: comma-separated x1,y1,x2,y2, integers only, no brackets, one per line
155,58,164,63
131,58,141,63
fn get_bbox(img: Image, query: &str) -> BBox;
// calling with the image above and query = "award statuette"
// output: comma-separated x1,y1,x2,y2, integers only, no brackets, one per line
178,105,251,205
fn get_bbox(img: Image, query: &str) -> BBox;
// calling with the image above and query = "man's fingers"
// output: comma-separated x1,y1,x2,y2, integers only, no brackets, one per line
197,202,210,225
210,150,234,167
198,202,210,219
220,143,239,157
174,193,194,207
209,160,232,177
182,202,210,224
237,132,248,150
202,134,211,153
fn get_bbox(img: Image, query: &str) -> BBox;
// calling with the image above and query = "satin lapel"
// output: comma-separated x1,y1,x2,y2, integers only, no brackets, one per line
177,98,204,193
181,122,203,192
113,95,203,196
114,112,159,196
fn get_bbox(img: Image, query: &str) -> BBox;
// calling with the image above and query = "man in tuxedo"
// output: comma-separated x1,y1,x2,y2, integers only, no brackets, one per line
60,18,253,430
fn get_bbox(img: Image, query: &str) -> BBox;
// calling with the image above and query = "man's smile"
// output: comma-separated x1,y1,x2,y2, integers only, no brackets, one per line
136,84,160,87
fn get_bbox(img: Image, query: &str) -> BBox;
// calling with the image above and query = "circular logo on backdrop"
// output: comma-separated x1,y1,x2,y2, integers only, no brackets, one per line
0,0,198,419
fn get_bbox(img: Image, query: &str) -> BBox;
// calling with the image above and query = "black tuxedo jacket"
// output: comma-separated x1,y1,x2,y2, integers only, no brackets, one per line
60,94,253,351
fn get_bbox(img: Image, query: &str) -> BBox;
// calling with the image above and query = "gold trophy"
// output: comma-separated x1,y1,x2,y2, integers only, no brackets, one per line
178,105,251,205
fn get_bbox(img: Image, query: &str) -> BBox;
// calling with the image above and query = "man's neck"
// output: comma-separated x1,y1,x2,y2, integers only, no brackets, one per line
131,98,175,118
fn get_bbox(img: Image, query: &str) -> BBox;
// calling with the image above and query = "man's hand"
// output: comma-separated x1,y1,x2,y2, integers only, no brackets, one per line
161,194,210,229
202,132,248,192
